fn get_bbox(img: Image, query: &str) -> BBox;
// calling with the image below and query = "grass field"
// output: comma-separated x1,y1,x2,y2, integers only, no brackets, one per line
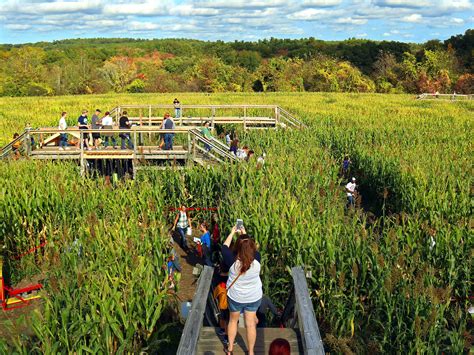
1,93,472,353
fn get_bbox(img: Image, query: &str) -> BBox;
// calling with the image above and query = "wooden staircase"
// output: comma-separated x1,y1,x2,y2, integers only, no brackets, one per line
196,327,303,354
177,266,324,355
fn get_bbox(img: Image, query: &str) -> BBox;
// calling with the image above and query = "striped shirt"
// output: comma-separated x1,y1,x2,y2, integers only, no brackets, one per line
177,211,189,228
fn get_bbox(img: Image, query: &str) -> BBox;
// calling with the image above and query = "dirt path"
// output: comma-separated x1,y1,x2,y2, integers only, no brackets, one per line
171,232,203,303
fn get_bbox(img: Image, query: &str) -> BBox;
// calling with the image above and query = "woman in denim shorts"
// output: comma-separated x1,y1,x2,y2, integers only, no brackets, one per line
222,226,262,355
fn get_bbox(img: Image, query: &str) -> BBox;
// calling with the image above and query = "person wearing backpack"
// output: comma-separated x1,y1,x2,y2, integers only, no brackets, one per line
222,225,262,355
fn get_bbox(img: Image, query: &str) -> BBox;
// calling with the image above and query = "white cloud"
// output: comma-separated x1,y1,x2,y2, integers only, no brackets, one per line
5,23,31,30
103,2,169,16
128,21,160,31
374,0,430,8
450,17,464,23
169,5,219,16
288,8,341,20
1,0,101,14
335,17,367,25
194,0,287,9
301,0,342,7
401,14,423,23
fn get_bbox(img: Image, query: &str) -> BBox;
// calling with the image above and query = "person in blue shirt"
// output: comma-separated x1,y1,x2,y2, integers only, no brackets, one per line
199,221,212,267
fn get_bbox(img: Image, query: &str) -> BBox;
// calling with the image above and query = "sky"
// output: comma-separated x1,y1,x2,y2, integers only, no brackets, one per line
0,0,472,44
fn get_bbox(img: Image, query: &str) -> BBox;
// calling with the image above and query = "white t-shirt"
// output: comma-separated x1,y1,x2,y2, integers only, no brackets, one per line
102,115,113,126
236,149,247,159
346,182,356,196
227,259,262,304
58,117,67,131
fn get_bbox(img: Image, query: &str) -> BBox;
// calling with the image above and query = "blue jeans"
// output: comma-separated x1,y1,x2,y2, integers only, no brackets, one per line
120,131,133,149
347,195,355,207
164,133,174,150
104,136,117,148
177,227,188,249
175,108,181,118
59,133,68,148
202,244,212,267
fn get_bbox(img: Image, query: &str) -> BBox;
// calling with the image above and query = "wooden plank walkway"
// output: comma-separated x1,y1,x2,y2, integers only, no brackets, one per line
196,327,303,355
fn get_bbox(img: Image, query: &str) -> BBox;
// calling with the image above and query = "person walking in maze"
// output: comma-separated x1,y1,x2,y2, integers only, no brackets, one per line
172,205,192,250
201,121,213,151
346,177,357,208
198,221,212,267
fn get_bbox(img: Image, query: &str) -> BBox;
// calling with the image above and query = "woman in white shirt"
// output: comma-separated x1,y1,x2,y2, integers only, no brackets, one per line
58,111,68,150
101,111,117,149
222,226,262,355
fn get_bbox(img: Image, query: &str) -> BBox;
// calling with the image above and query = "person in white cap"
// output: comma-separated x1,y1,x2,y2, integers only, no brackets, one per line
345,177,357,207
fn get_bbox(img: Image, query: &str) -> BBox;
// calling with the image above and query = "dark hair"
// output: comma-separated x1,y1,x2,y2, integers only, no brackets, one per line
61,111,67,117
269,338,291,355
104,111,110,116
242,146,249,150
201,221,209,230
96,109,101,113
235,234,256,274
13,132,19,138
122,111,128,115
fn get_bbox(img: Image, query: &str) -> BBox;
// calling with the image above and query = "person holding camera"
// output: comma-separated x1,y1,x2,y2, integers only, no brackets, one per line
222,223,262,355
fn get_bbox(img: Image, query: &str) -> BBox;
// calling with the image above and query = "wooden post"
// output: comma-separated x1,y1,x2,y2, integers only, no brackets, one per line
243,106,247,131
148,105,152,140
275,106,279,129
139,110,143,146
80,131,85,176
133,131,137,159
187,132,192,166
25,129,31,157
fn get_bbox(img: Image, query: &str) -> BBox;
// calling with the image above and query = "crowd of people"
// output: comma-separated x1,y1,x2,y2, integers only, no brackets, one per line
167,207,284,355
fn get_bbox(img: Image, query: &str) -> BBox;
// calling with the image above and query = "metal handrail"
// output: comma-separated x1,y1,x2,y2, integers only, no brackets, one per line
0,131,27,158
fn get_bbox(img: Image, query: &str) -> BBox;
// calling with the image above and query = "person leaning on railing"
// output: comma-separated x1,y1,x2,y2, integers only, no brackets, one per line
119,111,134,150
77,110,91,150
101,111,117,149
58,112,68,150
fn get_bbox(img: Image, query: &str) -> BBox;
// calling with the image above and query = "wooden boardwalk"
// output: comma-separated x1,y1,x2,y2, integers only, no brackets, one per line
1,104,305,176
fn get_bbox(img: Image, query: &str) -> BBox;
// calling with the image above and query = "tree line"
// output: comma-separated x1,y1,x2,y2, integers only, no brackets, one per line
0,30,472,96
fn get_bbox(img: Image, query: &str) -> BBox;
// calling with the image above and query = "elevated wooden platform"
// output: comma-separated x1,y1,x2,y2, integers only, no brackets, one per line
196,327,303,354
1,104,305,176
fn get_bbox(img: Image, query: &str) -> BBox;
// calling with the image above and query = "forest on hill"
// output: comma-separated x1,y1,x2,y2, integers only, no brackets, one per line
0,30,472,96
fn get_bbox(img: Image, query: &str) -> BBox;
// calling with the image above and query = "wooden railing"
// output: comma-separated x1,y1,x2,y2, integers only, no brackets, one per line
417,93,472,100
290,266,325,354
176,266,214,355
177,265,324,354
109,104,306,129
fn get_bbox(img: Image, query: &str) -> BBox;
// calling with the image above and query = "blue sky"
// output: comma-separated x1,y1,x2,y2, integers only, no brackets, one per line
0,0,472,44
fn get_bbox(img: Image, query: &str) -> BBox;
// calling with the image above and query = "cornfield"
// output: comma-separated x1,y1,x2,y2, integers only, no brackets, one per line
0,93,472,353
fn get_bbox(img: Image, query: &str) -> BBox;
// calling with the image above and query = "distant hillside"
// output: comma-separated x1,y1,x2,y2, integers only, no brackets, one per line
0,30,472,96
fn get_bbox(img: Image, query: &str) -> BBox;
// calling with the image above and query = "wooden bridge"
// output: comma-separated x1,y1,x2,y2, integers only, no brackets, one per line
0,104,305,176
108,104,306,130
177,266,325,355
417,93,473,101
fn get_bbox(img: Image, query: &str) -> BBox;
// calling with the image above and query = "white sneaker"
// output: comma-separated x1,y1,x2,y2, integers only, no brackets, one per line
58,147,64,151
